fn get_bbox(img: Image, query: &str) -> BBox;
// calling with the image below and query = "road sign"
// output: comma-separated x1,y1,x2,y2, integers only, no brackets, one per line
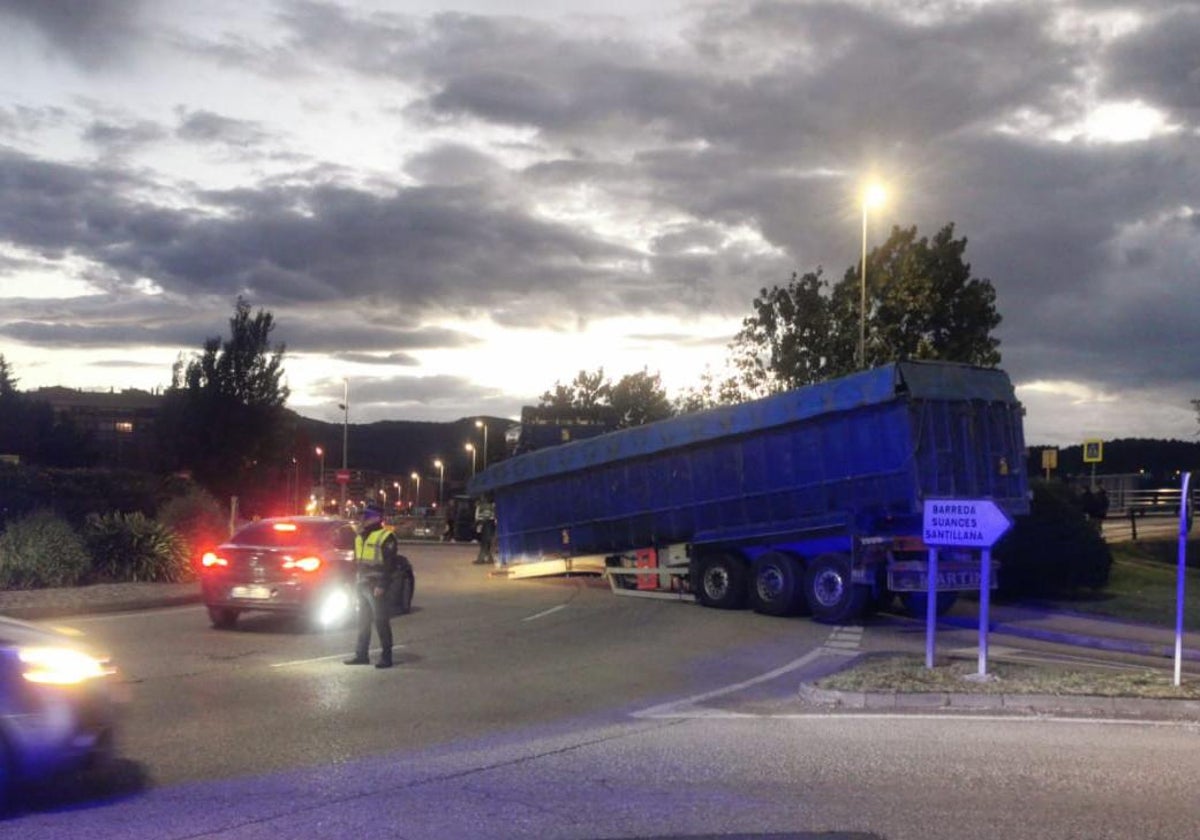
922,498,1013,548
335,469,351,484
1083,439,1103,463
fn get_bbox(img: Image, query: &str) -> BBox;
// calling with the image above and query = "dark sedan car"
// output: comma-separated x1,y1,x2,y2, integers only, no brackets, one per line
0,616,126,811
199,516,414,630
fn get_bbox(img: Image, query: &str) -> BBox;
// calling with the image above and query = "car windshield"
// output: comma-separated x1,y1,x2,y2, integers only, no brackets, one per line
230,520,353,549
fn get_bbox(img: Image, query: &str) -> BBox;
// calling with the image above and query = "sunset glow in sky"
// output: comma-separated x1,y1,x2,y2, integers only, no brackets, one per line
2,0,1198,445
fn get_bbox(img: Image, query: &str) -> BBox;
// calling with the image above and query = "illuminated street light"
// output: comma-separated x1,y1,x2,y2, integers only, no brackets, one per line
475,419,489,470
860,182,886,370
393,481,401,509
465,442,477,476
433,459,444,505
315,446,325,511
411,471,421,509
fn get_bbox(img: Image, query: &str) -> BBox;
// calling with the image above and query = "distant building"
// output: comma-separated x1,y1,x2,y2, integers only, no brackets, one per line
31,386,164,470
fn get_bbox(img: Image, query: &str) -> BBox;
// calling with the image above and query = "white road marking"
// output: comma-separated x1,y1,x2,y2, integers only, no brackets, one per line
633,646,830,719
522,605,567,622
633,625,869,719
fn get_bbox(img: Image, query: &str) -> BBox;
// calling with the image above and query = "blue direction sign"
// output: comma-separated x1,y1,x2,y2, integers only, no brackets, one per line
922,498,1013,548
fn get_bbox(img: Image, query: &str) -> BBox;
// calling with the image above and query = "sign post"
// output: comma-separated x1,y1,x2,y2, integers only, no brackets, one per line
922,498,1014,675
1175,472,1192,687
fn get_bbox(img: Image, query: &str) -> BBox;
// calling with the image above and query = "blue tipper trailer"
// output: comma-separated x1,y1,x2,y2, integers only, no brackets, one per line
468,361,1030,623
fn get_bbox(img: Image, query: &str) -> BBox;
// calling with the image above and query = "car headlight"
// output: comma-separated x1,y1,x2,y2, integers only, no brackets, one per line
19,646,113,686
317,588,352,627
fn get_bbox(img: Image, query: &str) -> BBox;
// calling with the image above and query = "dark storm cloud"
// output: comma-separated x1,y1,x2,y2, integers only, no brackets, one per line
0,318,204,349
84,119,167,155
336,352,421,366
0,143,700,340
0,0,145,67
176,109,272,148
1103,5,1200,118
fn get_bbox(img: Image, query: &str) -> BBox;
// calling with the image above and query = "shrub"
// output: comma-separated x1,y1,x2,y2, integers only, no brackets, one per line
157,485,228,565
0,509,91,589
994,480,1113,599
83,511,193,583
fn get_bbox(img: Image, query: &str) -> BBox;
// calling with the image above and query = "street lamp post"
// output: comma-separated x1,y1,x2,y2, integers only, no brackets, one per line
433,459,444,505
860,183,886,370
291,457,299,515
315,446,325,511
393,481,400,510
338,378,349,515
411,471,421,510
475,419,489,470
465,442,476,477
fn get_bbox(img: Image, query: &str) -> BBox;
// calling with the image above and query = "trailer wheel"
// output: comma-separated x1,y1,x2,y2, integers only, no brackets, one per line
693,552,748,610
749,551,808,617
804,553,867,624
899,591,959,618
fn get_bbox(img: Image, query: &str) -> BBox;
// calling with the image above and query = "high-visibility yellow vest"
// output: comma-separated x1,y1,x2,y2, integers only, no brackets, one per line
355,528,393,566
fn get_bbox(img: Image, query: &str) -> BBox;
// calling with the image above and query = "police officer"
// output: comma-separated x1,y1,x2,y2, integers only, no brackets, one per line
473,494,496,565
345,504,402,669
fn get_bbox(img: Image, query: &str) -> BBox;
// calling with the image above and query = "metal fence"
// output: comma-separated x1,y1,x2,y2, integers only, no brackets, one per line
1101,487,1196,543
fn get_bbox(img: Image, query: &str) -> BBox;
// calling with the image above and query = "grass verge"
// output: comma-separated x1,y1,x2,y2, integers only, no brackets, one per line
816,653,1200,699
817,538,1200,700
1037,538,1200,626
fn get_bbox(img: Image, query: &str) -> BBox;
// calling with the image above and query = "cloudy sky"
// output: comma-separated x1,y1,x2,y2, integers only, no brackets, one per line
1,0,1197,448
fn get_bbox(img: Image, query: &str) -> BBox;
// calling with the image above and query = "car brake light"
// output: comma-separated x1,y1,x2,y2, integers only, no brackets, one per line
273,522,298,532
283,555,321,572
201,552,228,568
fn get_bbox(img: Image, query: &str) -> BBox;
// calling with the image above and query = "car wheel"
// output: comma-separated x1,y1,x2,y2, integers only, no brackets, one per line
0,736,11,817
207,606,240,629
393,573,414,616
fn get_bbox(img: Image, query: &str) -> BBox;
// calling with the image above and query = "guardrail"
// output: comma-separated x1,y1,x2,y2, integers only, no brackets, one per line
1101,487,1196,542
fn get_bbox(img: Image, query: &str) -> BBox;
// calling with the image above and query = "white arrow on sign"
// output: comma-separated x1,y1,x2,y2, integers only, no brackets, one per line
922,498,1013,548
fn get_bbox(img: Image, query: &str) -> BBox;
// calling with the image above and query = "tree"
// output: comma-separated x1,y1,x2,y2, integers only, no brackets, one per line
609,369,674,427
539,369,611,410
0,354,17,397
0,356,95,466
727,222,1002,396
539,367,673,428
157,297,292,509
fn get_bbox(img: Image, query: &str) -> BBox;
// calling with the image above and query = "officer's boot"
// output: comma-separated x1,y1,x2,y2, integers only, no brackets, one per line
375,649,393,669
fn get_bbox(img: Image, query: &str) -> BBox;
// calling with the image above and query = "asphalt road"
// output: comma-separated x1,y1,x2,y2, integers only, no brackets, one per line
8,543,1200,839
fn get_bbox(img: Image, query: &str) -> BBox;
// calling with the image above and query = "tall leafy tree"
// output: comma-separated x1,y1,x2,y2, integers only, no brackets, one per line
539,369,612,410
0,356,95,466
157,297,291,508
728,222,1001,397
0,354,16,398
609,368,674,427
539,367,673,428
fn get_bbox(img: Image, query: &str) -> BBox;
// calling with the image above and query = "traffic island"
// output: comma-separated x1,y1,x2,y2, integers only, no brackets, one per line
800,652,1200,719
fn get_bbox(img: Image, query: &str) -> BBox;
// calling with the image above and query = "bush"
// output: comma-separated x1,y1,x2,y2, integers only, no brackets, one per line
157,485,228,564
994,480,1113,599
83,511,193,583
0,509,91,589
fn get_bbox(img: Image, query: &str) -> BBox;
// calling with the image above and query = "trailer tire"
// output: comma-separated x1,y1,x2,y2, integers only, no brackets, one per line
749,551,808,617
899,591,958,618
804,553,867,624
693,552,748,610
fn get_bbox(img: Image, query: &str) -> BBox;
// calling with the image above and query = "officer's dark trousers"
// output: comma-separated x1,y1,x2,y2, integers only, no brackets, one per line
352,580,394,663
